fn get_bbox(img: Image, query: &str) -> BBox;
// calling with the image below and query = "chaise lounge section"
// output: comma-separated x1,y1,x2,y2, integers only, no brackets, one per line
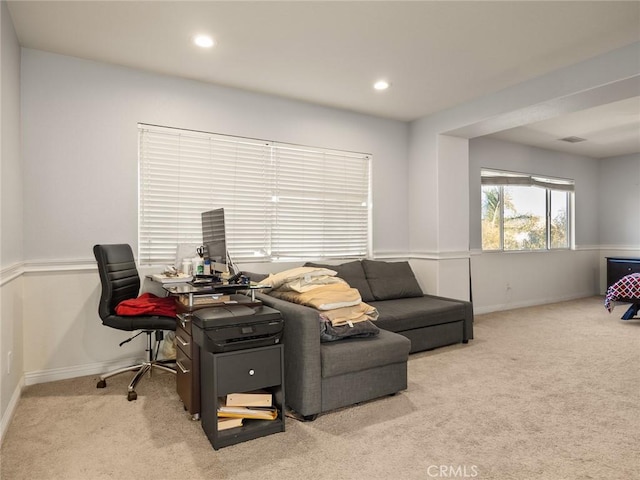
255,259,473,419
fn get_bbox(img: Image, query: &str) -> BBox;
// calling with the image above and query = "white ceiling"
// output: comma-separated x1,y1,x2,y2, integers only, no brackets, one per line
7,0,640,158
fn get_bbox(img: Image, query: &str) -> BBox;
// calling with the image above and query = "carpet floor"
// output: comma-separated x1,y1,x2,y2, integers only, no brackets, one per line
1,296,638,480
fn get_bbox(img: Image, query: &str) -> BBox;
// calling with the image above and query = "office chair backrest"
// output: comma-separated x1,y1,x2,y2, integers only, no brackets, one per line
93,244,141,321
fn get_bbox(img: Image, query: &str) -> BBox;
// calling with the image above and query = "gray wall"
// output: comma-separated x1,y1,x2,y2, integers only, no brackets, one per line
20,49,411,263
598,153,640,247
467,137,603,313
1,0,23,267
468,137,601,250
1,0,25,440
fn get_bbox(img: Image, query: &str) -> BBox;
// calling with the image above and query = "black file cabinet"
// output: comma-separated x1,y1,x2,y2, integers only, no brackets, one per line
199,344,285,450
175,313,200,420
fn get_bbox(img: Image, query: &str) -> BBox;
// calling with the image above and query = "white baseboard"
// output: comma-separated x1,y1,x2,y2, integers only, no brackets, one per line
24,357,142,386
473,292,597,315
0,375,24,447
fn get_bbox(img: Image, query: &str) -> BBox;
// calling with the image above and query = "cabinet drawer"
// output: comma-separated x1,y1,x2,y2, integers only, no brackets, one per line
175,326,193,357
176,313,193,335
176,347,193,405
607,258,640,287
216,347,282,395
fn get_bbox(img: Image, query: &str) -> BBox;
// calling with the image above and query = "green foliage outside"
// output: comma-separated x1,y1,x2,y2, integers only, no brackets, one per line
481,186,568,250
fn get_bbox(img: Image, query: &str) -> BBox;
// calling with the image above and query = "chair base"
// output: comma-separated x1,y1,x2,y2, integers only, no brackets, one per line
96,330,176,400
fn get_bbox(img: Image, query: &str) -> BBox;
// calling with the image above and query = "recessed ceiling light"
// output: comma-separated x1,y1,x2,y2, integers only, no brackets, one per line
374,80,390,91
193,35,215,48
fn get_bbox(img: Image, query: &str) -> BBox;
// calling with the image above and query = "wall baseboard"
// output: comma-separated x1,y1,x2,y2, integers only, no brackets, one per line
472,292,598,315
0,375,24,447
24,357,141,386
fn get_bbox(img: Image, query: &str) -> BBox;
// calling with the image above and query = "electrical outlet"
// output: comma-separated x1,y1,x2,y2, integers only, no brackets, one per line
7,351,12,375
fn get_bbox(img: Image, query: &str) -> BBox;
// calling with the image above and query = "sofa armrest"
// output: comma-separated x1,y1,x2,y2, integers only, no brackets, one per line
423,293,474,341
256,292,323,416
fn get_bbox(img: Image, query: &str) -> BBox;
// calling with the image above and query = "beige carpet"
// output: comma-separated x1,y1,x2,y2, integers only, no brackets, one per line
1,296,638,480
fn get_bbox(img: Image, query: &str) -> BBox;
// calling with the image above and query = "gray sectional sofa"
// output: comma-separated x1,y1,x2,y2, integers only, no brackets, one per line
255,259,473,419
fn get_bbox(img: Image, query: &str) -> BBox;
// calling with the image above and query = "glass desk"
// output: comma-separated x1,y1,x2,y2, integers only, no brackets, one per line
156,280,271,420
162,282,270,309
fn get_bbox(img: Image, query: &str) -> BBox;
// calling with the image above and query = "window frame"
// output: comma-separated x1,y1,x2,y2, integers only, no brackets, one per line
481,169,574,252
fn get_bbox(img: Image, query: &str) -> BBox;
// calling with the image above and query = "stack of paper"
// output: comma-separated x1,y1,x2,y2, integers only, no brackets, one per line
218,392,276,421
217,405,278,421
217,417,243,431
151,273,192,284
226,391,272,408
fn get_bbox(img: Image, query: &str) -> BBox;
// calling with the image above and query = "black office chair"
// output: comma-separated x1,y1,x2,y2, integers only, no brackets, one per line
93,244,176,401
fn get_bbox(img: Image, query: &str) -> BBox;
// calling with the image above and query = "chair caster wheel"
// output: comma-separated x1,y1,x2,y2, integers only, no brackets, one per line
127,391,137,401
96,380,106,389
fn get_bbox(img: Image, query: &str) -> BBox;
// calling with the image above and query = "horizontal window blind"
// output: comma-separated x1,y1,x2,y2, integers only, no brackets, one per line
481,169,574,191
139,124,371,266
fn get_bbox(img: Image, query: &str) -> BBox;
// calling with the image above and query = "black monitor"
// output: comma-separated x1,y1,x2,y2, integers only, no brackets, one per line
201,208,231,274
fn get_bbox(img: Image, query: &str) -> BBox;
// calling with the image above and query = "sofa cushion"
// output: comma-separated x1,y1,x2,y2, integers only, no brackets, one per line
371,295,468,332
361,259,423,300
320,329,410,378
305,261,375,302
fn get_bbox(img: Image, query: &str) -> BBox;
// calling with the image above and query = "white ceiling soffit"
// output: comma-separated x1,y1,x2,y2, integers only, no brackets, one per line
486,96,640,159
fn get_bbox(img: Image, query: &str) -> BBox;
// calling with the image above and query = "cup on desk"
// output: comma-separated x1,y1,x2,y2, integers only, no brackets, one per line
182,260,191,276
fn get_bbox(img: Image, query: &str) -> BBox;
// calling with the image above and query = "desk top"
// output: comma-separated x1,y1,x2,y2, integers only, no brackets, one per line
162,282,269,295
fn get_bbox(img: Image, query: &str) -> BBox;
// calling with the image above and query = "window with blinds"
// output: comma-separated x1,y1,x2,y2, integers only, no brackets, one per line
138,124,371,266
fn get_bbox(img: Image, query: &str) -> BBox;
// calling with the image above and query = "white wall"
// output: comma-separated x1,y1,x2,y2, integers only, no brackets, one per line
408,41,640,301
18,49,410,382
468,137,601,312
1,0,25,442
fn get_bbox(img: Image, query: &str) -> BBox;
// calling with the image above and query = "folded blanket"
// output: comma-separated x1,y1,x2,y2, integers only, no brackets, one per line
115,292,176,317
278,275,346,293
269,283,361,310
261,266,337,290
319,303,379,326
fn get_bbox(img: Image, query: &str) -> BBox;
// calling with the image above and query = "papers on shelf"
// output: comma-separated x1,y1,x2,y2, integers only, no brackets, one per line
217,405,278,421
217,417,243,431
226,391,273,408
217,407,277,421
151,273,192,284
178,294,231,306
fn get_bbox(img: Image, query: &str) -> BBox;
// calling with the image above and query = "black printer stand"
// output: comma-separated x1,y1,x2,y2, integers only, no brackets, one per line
199,344,285,450
191,304,285,450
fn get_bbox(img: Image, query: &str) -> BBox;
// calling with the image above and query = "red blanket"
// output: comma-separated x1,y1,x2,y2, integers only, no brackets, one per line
604,273,640,312
115,292,176,317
